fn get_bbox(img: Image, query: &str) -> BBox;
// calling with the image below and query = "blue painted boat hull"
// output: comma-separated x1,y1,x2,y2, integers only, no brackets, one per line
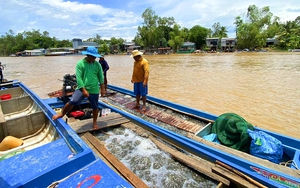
0,81,132,188
98,84,300,188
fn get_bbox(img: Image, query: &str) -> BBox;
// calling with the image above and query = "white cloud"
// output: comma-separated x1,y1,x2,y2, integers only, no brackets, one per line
0,0,299,41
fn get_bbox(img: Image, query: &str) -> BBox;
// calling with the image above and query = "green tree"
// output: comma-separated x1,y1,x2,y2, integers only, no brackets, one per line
157,16,175,42
136,8,179,49
211,22,228,38
110,37,125,53
93,34,103,44
234,5,279,50
99,43,110,54
133,35,144,47
160,38,168,47
276,17,300,50
168,24,184,52
137,7,164,49
0,29,74,56
56,39,72,47
188,25,209,49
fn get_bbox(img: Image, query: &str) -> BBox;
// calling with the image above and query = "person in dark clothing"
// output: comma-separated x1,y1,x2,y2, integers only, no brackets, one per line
99,56,109,91
0,62,4,83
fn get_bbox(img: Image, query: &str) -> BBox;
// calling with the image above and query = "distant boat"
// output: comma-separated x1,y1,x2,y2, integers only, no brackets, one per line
45,51,73,56
289,49,300,52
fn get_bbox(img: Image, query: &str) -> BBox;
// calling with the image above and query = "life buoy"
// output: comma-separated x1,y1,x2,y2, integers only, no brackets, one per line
76,175,101,188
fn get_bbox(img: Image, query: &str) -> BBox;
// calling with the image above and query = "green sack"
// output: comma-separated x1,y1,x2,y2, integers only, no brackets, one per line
212,113,254,153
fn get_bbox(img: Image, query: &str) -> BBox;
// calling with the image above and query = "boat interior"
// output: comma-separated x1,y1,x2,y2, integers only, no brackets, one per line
196,122,300,171
99,85,300,181
0,85,60,159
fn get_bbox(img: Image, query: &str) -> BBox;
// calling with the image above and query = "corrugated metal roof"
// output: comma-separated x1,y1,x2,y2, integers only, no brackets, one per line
24,50,43,53
182,42,195,47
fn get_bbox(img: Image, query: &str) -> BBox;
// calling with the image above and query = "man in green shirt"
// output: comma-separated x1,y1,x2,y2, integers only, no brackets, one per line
52,46,105,129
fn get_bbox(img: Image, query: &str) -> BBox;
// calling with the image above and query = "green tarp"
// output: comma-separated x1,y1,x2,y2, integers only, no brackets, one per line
211,113,254,153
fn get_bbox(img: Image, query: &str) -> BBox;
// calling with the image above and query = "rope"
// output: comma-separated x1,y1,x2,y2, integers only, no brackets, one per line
279,160,299,170
47,160,98,188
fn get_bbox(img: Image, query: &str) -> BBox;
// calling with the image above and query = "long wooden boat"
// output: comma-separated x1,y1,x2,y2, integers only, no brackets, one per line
97,85,300,188
0,81,133,188
68,84,300,188
46,81,300,188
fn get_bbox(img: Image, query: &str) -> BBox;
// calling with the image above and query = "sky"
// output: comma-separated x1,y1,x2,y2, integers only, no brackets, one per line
1,0,299,42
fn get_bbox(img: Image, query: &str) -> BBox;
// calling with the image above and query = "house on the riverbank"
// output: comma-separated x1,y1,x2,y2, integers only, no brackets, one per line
177,42,196,53
221,38,236,52
206,38,219,52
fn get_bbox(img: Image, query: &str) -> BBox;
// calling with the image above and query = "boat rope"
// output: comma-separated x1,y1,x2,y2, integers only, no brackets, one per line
101,99,128,113
46,160,98,188
279,160,299,170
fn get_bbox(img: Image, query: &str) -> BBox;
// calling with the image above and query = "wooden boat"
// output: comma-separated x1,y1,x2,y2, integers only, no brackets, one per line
46,80,300,188
0,81,133,188
93,85,300,188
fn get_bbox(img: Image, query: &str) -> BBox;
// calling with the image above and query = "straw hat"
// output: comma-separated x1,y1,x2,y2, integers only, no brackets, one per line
130,50,143,57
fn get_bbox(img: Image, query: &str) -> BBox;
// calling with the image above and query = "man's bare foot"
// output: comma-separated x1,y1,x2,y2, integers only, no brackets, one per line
142,105,147,111
52,114,63,120
93,124,99,130
133,105,140,110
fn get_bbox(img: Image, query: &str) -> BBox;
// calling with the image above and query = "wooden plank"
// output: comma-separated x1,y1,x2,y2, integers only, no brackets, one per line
215,161,267,188
148,135,231,186
212,165,260,188
0,104,6,123
69,112,129,133
83,132,148,188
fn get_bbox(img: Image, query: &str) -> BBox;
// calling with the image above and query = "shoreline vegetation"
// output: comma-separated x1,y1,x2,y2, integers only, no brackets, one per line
1,5,300,57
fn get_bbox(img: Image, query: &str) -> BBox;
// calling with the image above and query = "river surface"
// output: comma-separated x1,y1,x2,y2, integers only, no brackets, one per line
1,52,299,139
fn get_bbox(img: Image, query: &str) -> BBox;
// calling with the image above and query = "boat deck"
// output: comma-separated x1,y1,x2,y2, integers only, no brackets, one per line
103,92,206,134
67,112,129,134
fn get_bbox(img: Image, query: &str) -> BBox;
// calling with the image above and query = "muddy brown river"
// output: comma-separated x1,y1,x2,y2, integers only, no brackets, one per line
1,52,299,139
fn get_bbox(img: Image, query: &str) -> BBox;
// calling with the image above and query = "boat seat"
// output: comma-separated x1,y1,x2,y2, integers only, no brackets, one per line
0,87,25,99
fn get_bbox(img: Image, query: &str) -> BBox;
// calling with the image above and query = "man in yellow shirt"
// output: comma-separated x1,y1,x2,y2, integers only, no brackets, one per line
130,50,149,111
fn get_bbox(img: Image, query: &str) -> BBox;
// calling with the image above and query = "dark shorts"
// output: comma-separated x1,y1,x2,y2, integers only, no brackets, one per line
68,90,99,109
133,82,148,96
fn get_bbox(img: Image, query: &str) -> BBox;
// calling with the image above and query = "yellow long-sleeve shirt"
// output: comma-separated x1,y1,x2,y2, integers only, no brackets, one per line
131,57,149,83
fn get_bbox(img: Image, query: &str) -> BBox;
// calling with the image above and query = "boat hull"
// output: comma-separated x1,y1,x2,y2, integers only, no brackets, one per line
98,84,300,188
0,81,132,188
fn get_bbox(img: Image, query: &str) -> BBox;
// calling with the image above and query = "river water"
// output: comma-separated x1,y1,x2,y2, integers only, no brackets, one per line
1,52,299,139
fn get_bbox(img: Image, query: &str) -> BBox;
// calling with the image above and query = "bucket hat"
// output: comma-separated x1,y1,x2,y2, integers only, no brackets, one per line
82,46,101,58
130,50,143,57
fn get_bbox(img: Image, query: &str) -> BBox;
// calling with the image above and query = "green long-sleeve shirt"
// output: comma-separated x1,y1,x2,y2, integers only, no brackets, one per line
75,58,104,94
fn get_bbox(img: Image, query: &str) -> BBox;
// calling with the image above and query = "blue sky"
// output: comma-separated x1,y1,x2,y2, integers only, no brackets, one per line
1,0,299,41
